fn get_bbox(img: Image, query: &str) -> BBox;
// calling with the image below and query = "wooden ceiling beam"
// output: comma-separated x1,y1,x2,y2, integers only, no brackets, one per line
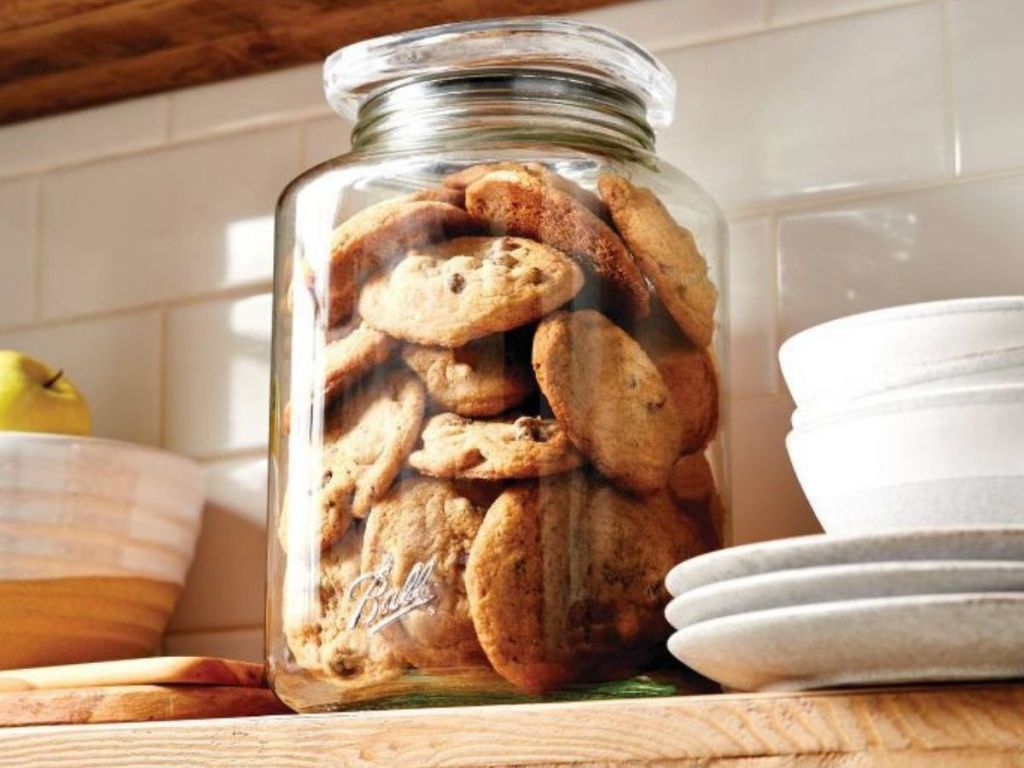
0,0,623,125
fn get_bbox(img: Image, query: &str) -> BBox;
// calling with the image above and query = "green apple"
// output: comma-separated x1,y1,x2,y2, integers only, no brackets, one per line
0,350,91,436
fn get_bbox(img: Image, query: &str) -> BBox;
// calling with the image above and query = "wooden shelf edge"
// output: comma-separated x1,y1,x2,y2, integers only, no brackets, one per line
3,683,1024,767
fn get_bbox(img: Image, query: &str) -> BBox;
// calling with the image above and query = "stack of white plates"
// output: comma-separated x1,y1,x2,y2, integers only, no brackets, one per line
665,529,1024,691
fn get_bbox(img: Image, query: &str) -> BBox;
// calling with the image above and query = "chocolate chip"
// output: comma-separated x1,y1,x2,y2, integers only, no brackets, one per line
526,267,545,284
513,416,549,442
449,273,466,293
646,395,667,413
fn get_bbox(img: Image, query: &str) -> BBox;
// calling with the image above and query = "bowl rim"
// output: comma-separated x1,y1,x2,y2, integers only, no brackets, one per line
790,381,1024,433
0,431,202,482
780,296,1024,362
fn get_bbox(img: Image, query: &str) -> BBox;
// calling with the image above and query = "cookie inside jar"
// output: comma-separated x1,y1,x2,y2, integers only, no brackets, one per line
268,18,728,713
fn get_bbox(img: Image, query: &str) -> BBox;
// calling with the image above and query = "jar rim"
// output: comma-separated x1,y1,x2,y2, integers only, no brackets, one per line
323,17,676,128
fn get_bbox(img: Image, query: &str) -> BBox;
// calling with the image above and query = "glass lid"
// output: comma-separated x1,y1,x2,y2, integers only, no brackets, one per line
323,17,676,128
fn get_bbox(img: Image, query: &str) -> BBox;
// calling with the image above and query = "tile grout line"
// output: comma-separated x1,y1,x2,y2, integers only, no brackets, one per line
296,117,308,170
157,308,168,449
29,175,44,324
0,280,274,336
0,136,170,185
0,115,311,185
161,93,174,144
166,107,333,148
939,0,962,176
658,0,931,53
724,160,1024,221
767,210,784,390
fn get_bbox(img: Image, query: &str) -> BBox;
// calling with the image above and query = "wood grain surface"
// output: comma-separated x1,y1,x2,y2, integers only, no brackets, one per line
0,684,289,728
1,683,1023,767
0,656,266,693
0,0,624,125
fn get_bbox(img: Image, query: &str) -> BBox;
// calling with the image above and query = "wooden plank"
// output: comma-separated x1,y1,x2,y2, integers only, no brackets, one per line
0,656,266,693
0,0,128,35
0,0,624,124
0,684,290,727
1,684,1023,767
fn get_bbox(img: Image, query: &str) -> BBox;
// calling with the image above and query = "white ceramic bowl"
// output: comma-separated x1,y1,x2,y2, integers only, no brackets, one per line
0,432,204,668
779,296,1024,408
786,384,1024,534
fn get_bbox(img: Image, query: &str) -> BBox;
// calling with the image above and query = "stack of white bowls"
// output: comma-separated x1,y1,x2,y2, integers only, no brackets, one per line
0,432,204,669
780,296,1024,534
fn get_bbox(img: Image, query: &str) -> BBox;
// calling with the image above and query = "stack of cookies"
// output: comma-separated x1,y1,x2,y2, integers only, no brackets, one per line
281,162,723,698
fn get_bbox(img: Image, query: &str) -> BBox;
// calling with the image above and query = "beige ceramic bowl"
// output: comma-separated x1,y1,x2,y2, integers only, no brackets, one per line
0,432,204,669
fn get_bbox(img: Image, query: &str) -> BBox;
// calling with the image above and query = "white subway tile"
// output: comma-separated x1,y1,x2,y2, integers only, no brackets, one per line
41,127,300,319
570,0,768,51
170,65,330,141
0,177,37,328
658,3,947,211
0,313,161,444
729,395,819,545
163,627,263,662
727,217,778,396
771,0,921,26
0,97,167,179
169,457,268,632
164,294,272,458
778,173,1024,337
301,115,352,169
950,0,1024,175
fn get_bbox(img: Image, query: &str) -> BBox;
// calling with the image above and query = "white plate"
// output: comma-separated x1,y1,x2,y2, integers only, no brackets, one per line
666,528,1024,596
668,593,1024,692
666,560,1024,629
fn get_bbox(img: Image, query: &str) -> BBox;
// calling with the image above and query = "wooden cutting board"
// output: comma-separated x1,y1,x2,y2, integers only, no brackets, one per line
0,656,291,727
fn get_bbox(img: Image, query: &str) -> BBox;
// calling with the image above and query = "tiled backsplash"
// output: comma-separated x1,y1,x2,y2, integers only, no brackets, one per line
2,0,1023,661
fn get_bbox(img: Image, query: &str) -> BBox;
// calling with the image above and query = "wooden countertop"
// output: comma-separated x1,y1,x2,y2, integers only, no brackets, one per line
3,682,1024,767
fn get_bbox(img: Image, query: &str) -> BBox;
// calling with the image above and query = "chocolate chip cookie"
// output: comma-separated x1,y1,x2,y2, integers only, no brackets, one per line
444,161,607,217
327,198,481,326
464,168,649,318
654,344,719,455
670,452,724,549
361,477,488,669
284,526,408,687
400,331,535,417
532,309,683,495
409,413,583,480
465,472,704,694
358,236,584,348
317,368,425,548
598,174,717,347
322,319,396,405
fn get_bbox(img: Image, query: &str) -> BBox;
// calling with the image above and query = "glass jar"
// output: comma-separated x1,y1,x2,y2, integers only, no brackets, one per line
267,17,729,712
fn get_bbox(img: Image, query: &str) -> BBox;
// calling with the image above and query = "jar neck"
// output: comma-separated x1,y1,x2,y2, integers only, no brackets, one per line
350,70,656,156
